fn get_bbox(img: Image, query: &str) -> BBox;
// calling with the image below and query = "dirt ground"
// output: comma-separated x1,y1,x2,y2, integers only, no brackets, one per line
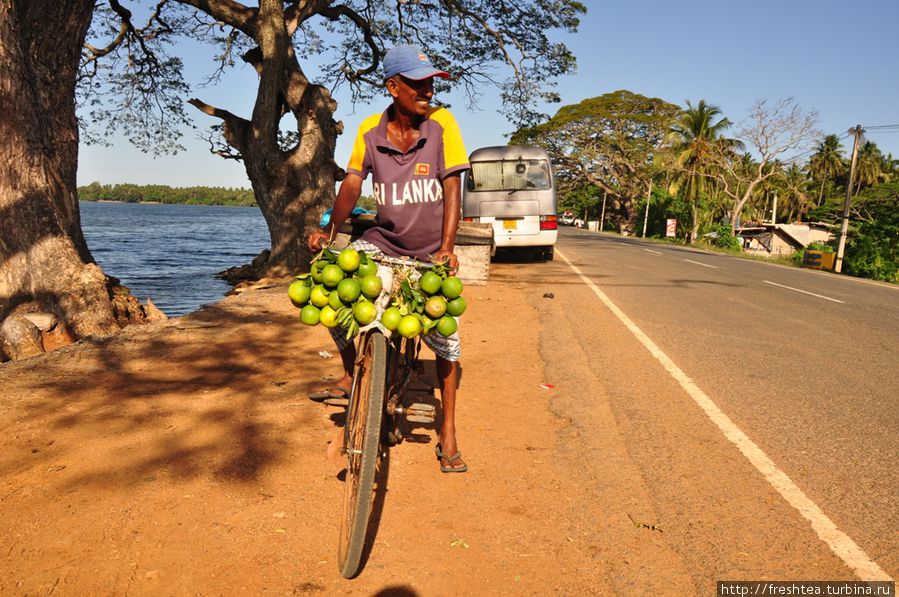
0,268,602,596
0,261,860,595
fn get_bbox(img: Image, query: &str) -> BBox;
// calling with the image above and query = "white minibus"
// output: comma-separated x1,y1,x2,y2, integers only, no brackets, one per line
462,145,557,260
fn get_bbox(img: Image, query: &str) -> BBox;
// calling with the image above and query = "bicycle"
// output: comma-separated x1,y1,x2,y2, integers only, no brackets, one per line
336,256,437,579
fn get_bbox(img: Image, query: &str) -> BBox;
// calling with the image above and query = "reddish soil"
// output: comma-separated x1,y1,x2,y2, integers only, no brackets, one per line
0,262,859,595
0,272,602,595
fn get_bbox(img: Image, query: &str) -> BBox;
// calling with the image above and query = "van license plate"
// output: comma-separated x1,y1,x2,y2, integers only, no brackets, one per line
502,219,517,230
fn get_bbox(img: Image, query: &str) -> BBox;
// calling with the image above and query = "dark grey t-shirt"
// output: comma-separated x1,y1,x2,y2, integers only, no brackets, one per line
346,106,469,261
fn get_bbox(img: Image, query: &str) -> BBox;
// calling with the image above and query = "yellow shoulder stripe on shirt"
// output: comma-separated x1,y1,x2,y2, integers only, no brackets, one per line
428,108,469,171
347,112,383,173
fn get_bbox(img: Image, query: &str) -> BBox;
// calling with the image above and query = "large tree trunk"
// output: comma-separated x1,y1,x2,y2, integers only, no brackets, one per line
191,0,341,280
0,1,156,361
607,194,637,235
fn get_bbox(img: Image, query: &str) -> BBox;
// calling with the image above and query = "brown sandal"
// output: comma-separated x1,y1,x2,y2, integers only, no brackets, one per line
308,387,349,403
435,443,468,473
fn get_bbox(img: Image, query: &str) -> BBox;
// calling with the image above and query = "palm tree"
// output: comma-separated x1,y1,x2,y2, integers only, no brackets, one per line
808,134,845,205
778,163,814,222
880,153,898,183
854,141,885,195
667,100,742,242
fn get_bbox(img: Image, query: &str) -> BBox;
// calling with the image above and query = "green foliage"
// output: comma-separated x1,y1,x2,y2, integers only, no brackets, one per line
633,187,691,239
356,195,377,212
841,182,899,282
510,90,680,230
807,196,843,224
810,182,899,281
666,99,741,208
806,241,833,253
708,223,743,252
78,182,256,207
559,184,602,219
808,134,846,204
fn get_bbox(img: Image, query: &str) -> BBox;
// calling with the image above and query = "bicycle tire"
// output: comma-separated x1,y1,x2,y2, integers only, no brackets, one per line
338,331,387,579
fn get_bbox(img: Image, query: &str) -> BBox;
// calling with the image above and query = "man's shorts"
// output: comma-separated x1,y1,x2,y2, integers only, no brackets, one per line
327,239,461,362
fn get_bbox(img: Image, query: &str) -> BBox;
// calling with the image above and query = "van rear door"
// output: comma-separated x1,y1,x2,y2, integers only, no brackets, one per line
462,146,557,252
479,199,542,238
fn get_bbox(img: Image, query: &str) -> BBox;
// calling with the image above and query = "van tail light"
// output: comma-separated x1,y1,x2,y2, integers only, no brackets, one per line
463,217,478,223
539,215,558,230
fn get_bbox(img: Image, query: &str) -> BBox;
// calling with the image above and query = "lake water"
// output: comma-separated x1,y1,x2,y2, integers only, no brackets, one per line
79,201,270,317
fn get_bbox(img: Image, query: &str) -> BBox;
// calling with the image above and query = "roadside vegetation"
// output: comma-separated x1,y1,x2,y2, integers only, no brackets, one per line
514,92,898,282
78,182,257,207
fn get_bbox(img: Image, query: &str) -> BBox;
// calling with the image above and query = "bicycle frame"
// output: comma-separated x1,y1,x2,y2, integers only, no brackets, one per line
337,254,436,578
345,329,423,451
384,333,424,445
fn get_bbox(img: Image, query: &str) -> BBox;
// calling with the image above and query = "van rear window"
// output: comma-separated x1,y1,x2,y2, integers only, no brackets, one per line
467,160,551,192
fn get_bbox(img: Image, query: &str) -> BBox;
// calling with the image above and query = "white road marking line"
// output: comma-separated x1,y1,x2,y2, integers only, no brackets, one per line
717,251,899,291
644,249,663,255
764,280,845,304
556,247,891,582
683,259,718,269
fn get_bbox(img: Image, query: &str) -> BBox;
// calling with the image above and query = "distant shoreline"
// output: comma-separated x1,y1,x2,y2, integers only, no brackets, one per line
93,199,160,204
82,199,255,207
78,182,257,207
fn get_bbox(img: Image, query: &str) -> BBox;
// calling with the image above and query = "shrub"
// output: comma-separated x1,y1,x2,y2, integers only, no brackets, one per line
842,183,899,283
710,224,742,252
806,241,833,253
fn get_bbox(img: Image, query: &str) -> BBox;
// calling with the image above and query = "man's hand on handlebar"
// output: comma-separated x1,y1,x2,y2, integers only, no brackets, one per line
306,228,331,253
432,249,459,274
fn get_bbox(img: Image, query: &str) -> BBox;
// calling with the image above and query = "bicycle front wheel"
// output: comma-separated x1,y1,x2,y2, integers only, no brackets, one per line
338,331,387,579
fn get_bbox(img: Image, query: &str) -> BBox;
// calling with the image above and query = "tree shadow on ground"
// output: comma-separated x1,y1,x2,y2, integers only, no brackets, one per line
0,287,339,489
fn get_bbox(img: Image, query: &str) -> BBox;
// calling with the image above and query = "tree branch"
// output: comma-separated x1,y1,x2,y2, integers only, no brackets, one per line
83,23,128,61
318,4,381,81
442,0,523,83
187,97,250,154
83,0,170,63
175,0,258,37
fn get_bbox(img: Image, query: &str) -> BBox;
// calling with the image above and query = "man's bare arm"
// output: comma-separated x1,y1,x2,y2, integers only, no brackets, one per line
433,172,462,272
306,173,364,252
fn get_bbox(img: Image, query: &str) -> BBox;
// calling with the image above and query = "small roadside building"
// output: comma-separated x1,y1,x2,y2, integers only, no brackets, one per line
737,223,833,257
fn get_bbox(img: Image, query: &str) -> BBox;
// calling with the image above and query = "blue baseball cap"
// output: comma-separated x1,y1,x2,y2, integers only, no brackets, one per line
383,45,449,81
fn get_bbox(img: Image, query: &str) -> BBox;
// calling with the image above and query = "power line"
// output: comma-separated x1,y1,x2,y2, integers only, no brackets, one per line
786,131,852,162
787,147,819,162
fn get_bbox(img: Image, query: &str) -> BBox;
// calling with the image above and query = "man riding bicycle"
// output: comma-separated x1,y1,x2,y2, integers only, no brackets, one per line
306,44,469,473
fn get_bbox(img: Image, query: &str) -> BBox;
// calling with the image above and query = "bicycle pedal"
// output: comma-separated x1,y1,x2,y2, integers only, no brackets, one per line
407,402,435,413
406,415,434,424
405,403,436,424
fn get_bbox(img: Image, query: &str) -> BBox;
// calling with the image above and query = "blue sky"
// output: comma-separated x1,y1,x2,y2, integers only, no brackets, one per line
77,0,899,189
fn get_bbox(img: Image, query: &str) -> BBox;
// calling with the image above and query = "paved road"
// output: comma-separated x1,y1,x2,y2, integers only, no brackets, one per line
532,227,898,581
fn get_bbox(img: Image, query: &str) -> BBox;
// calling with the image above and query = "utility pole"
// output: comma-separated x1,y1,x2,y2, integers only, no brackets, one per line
771,193,778,224
835,125,863,273
599,191,607,232
642,180,652,238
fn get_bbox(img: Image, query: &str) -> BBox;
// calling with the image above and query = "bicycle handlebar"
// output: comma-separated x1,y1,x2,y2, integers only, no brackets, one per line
370,254,436,270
